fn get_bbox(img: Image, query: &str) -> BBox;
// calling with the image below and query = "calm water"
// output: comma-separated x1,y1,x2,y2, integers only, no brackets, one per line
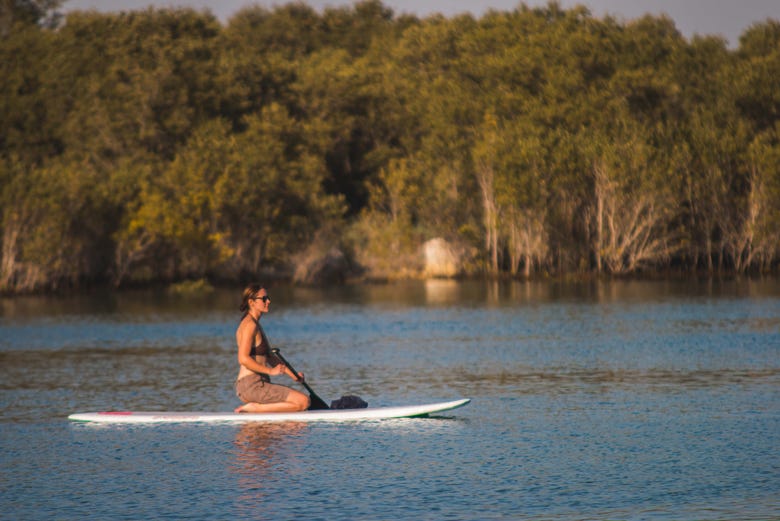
1,279,779,520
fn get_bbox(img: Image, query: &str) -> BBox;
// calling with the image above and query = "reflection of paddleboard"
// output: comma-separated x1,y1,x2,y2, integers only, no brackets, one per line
69,398,471,424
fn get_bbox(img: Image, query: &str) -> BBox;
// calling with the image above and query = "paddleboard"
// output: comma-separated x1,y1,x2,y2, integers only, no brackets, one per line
68,398,470,424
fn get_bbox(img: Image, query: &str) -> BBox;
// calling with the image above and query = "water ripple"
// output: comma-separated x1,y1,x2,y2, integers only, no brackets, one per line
1,280,779,520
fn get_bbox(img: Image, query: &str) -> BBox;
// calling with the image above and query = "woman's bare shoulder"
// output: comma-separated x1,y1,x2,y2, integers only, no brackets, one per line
236,315,256,336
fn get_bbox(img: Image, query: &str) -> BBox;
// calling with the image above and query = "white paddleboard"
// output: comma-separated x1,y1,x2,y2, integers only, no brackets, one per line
68,398,471,424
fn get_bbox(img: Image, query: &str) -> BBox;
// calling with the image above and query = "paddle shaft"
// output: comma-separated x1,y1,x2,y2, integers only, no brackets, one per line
271,348,330,410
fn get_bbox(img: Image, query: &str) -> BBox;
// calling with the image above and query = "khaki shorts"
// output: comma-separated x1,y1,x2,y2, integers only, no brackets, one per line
235,373,292,404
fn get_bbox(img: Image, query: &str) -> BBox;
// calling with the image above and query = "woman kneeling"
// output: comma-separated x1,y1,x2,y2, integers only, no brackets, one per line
234,284,310,413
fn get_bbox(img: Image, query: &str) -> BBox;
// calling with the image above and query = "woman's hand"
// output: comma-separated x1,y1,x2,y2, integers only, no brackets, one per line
273,365,286,376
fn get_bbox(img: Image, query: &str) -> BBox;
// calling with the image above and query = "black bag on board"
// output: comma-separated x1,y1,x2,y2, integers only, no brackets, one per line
330,395,368,409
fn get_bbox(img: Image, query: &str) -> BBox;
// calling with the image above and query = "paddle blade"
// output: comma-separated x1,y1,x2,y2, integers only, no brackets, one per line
308,394,330,410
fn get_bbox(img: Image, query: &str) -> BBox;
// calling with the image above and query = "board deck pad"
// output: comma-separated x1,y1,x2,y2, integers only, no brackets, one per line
69,398,470,424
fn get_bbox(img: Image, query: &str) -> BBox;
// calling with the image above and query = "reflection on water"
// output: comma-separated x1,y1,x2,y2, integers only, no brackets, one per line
231,422,309,513
423,279,461,304
232,422,308,476
1,278,779,521
2,277,779,320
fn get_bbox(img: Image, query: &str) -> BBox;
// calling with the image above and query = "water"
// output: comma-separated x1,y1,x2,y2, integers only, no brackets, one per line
1,279,779,520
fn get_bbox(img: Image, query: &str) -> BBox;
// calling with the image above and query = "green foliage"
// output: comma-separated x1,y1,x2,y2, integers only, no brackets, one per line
167,278,215,295
117,108,344,283
1,157,115,290
1,2,779,292
735,21,780,132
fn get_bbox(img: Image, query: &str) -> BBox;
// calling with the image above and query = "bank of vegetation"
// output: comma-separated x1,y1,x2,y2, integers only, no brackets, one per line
2,1,779,293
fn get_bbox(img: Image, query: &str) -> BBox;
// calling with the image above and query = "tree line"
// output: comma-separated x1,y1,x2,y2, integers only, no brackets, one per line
1,0,779,293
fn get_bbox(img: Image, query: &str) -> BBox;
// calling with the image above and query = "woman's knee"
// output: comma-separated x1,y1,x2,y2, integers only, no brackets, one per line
291,391,310,410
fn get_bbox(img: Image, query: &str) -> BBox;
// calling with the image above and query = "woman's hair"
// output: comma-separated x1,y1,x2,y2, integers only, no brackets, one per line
239,283,265,313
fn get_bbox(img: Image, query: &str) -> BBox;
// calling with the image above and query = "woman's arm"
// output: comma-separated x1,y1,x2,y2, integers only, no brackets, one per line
257,325,304,381
280,366,304,381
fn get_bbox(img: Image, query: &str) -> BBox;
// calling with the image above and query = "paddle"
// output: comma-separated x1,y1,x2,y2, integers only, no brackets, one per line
271,347,330,410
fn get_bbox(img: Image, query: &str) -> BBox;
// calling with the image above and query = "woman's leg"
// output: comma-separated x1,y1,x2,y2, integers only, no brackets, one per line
235,389,310,413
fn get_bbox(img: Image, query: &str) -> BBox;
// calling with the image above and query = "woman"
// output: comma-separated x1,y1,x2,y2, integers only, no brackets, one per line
234,283,310,413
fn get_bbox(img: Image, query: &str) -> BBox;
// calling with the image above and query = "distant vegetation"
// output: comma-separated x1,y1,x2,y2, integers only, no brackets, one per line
1,0,779,293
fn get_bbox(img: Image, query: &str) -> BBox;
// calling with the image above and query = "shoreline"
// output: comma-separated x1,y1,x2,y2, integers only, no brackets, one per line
2,270,779,298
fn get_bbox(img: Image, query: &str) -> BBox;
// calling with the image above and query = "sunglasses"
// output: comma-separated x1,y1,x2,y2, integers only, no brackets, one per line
252,295,270,303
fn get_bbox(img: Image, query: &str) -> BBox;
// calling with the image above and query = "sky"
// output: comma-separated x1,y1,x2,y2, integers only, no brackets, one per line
63,0,780,48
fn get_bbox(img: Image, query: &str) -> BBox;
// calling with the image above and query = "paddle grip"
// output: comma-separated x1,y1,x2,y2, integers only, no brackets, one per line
270,348,330,410
270,348,301,380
